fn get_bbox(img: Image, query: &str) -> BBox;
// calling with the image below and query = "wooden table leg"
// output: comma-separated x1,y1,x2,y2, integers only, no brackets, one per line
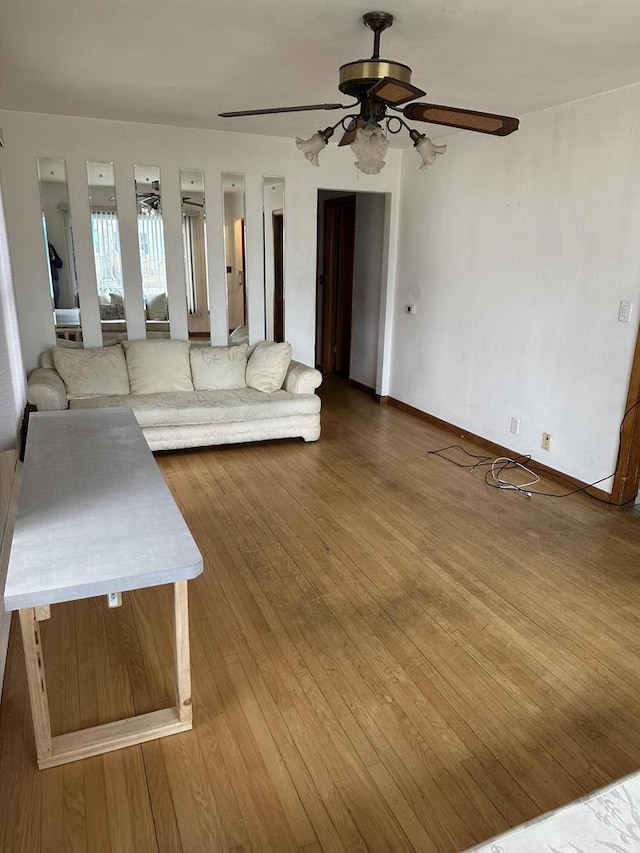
20,584,194,770
174,580,192,724
19,608,53,765
34,604,51,621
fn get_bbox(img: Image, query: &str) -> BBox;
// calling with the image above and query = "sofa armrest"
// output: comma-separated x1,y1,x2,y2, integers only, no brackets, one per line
27,368,68,411
283,361,322,395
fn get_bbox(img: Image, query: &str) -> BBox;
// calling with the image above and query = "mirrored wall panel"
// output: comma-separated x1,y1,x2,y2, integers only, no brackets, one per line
222,173,247,344
180,169,209,339
87,161,126,343
263,176,285,342
135,165,170,339
36,158,81,342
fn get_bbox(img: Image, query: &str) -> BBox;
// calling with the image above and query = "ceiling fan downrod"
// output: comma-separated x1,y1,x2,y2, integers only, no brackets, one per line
362,11,394,60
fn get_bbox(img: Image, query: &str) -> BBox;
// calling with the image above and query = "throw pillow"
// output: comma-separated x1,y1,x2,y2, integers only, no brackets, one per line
190,344,249,391
245,341,292,393
146,292,168,321
229,324,249,345
52,345,130,399
122,339,193,394
41,339,120,369
100,303,121,320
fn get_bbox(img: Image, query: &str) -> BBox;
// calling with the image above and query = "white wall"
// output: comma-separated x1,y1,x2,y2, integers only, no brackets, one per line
0,182,25,696
0,110,402,372
393,83,640,490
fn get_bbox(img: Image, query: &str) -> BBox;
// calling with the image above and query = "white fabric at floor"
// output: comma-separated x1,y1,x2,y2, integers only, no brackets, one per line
465,769,640,852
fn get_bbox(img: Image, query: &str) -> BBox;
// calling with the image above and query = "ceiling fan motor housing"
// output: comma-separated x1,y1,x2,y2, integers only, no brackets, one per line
338,59,413,99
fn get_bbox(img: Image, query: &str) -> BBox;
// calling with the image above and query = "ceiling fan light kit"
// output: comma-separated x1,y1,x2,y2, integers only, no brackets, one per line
296,129,332,167
220,11,519,175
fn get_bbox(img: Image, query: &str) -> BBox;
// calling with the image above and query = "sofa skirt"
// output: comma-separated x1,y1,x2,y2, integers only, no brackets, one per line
143,413,321,451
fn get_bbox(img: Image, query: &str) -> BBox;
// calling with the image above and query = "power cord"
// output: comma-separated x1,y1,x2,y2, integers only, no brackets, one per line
427,396,640,507
489,456,540,495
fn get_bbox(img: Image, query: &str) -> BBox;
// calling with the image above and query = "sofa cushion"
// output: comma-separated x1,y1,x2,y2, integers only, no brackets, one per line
229,324,249,345
246,341,292,393
190,344,249,391
122,339,193,394
146,292,168,321
41,339,121,369
52,345,130,399
69,388,321,427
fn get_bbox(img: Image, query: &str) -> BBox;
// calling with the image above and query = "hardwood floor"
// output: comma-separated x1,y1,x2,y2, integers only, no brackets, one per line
3,377,640,851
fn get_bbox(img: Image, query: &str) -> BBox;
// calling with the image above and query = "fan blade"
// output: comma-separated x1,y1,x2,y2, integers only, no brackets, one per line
403,103,519,136
367,76,426,106
338,118,364,147
219,103,348,118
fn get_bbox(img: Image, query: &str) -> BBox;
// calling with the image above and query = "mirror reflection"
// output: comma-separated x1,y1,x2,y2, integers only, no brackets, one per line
263,176,285,342
36,158,82,342
222,173,248,344
180,169,210,340
87,161,127,343
135,165,170,339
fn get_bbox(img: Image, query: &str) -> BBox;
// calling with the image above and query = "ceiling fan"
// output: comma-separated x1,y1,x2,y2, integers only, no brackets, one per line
219,11,519,174
135,180,161,211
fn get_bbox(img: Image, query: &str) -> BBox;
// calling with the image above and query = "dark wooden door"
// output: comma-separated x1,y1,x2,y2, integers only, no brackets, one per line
320,195,356,375
273,211,284,342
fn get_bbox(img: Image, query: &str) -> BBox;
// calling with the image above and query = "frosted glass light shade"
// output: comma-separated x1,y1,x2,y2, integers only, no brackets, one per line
351,125,389,175
296,132,327,167
415,137,447,169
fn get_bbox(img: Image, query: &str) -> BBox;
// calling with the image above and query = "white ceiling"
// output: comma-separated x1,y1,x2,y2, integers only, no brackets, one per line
2,0,640,145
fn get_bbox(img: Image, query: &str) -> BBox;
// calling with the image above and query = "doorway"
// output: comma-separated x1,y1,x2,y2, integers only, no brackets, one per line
318,195,356,375
272,210,284,342
315,190,387,390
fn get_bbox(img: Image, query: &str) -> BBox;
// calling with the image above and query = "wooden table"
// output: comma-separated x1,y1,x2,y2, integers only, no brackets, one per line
3,408,203,769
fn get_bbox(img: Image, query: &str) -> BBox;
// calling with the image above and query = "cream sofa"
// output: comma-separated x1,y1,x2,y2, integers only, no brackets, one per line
27,339,322,451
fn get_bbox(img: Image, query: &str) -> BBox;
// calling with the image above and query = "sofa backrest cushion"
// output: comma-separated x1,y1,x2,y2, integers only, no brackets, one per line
146,292,169,321
41,338,121,369
52,345,130,399
122,339,194,394
190,344,249,391
229,324,249,345
246,341,293,393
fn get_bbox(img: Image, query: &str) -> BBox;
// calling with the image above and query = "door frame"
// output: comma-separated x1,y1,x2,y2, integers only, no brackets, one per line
611,322,640,504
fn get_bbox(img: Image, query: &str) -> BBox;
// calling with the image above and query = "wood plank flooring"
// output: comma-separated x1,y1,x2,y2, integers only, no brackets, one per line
3,377,640,851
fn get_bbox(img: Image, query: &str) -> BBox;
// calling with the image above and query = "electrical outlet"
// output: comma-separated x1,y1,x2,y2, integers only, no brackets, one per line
509,417,520,435
107,592,122,608
541,432,551,451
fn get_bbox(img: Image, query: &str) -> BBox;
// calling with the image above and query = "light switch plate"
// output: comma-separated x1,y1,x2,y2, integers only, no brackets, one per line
619,300,633,323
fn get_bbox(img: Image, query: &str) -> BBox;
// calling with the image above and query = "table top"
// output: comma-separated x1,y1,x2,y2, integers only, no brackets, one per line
4,408,203,611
